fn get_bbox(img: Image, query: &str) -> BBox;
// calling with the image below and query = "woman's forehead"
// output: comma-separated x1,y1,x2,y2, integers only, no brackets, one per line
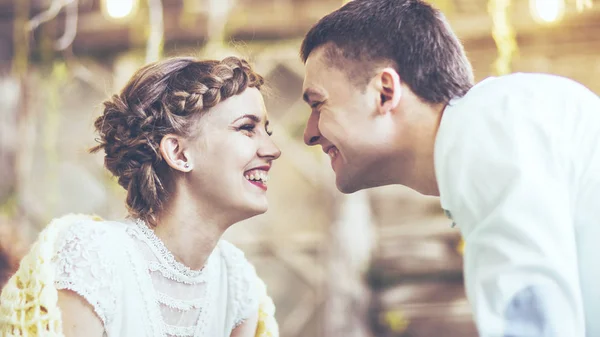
202,88,267,123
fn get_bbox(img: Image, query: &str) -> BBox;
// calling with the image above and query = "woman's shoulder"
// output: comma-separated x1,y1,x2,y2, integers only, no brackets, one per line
217,240,257,276
0,214,132,332
51,214,134,281
217,240,246,260
50,214,133,326
216,240,258,291
52,213,128,235
216,240,261,326
50,214,131,250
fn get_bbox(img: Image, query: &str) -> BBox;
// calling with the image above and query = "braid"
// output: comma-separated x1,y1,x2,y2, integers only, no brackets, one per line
91,56,264,225
164,57,263,120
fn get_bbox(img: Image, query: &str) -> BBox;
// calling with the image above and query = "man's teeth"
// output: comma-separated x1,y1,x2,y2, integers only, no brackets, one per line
328,147,339,159
244,170,269,183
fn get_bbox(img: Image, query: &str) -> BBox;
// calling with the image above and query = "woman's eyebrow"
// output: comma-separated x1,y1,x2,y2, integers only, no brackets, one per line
232,114,261,123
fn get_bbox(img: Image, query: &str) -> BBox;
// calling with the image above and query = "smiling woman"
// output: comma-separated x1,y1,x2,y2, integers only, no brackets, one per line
0,56,280,337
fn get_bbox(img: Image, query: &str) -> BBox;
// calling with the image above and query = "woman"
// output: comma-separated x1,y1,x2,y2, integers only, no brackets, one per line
0,56,280,337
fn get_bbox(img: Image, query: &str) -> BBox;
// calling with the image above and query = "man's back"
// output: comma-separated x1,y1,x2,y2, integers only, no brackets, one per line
435,73,600,336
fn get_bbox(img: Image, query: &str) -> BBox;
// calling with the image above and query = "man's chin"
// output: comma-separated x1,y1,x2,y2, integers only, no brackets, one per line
335,171,395,194
335,174,364,194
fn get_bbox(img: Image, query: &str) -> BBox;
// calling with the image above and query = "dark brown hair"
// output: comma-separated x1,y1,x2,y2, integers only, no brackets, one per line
300,0,473,104
90,56,264,225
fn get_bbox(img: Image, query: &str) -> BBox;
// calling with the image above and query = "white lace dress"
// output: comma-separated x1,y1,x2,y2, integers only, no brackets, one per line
51,218,259,337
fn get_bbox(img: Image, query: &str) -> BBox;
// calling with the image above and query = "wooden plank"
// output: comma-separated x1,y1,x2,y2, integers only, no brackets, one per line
378,280,468,307
373,281,477,337
1,0,599,61
368,187,452,236
370,232,463,287
375,316,478,337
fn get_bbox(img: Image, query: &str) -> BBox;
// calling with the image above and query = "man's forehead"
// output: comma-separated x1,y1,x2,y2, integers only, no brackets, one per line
302,50,335,102
307,48,329,68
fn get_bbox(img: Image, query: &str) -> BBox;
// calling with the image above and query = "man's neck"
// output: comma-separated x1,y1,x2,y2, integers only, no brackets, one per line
399,101,445,196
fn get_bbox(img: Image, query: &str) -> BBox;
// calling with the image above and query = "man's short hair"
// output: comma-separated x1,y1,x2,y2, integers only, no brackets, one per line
300,0,474,104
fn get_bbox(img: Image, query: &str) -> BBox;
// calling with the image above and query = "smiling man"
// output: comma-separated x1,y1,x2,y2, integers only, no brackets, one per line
299,0,600,336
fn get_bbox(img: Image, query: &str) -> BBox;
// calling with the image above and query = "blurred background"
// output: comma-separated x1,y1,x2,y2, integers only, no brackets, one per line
0,0,599,336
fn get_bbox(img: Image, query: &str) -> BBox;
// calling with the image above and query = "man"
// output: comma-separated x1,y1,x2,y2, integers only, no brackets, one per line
299,0,600,336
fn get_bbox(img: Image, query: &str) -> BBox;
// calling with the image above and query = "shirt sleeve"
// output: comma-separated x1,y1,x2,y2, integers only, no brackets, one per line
437,92,586,337
53,220,121,327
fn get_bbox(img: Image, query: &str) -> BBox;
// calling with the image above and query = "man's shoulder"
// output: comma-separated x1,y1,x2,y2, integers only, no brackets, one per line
461,73,589,104
442,72,590,133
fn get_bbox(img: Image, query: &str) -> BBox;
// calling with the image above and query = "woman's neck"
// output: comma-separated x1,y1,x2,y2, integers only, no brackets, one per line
152,190,228,271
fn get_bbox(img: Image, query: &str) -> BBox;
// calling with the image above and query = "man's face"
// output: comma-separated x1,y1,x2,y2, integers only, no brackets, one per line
302,47,398,193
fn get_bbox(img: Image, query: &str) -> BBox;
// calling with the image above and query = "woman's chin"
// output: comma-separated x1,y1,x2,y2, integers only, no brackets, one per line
247,201,269,216
229,201,269,223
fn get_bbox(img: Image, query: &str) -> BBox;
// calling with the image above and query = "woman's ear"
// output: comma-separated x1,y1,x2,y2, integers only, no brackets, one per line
159,134,193,172
376,68,402,115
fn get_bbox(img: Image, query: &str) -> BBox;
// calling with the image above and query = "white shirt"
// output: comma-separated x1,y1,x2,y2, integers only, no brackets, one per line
435,73,600,337
52,218,259,337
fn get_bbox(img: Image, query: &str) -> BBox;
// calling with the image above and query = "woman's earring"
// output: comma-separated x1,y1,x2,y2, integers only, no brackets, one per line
184,163,190,169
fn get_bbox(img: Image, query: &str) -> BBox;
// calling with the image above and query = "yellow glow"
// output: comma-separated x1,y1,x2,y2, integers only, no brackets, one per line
576,0,593,12
209,0,233,17
530,0,565,23
382,310,409,333
103,0,137,19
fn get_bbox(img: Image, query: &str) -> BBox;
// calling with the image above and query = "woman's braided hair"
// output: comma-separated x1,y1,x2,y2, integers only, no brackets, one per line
90,56,264,225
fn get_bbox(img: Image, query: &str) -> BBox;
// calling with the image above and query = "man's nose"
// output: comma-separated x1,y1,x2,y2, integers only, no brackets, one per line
303,111,321,146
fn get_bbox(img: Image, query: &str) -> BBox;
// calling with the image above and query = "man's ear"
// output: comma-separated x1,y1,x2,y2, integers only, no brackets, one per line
376,68,402,115
159,134,193,172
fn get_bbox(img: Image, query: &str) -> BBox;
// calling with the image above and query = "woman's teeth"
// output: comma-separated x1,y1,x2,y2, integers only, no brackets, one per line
244,170,269,183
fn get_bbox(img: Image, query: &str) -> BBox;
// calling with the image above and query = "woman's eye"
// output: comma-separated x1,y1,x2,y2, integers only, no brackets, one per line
239,124,256,134
238,122,272,136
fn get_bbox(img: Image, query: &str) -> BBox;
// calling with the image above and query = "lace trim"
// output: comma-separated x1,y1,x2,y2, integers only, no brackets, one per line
164,323,195,337
133,219,206,277
233,317,247,329
126,219,222,337
147,261,207,285
55,281,109,326
127,219,207,282
156,292,204,312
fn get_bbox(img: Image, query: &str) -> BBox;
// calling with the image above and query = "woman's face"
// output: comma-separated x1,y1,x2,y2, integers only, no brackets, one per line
185,87,281,222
